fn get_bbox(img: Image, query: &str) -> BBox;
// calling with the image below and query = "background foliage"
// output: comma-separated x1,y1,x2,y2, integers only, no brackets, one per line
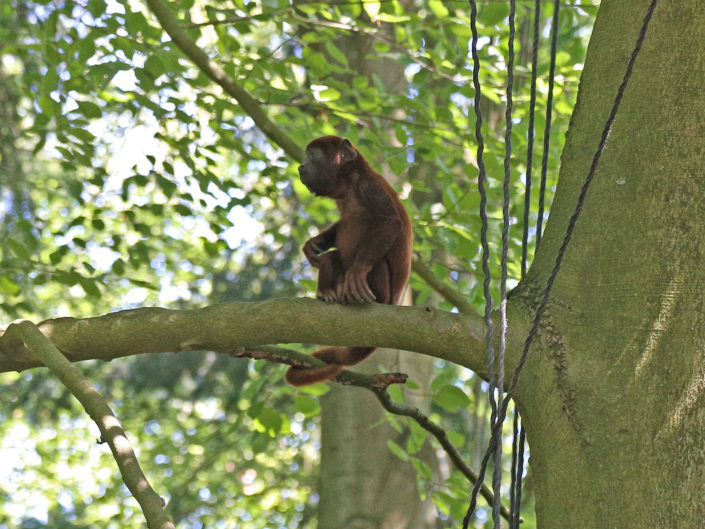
0,1,596,527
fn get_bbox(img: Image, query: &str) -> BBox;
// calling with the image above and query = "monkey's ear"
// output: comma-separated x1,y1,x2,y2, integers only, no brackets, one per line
340,139,358,162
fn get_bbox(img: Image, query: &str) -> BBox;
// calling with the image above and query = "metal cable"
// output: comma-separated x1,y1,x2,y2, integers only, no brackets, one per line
509,408,520,526
512,424,527,529
492,0,516,527
521,0,542,277
513,0,542,520
466,2,499,524
536,0,561,248
462,1,658,525
467,0,498,436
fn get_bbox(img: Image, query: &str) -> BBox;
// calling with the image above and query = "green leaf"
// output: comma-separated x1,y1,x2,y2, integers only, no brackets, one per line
77,101,102,119
254,407,283,437
0,276,21,296
54,270,82,287
318,87,341,101
434,385,471,413
362,0,381,18
407,421,428,455
411,457,433,480
294,395,321,417
174,204,193,216
79,278,101,297
386,440,408,461
78,37,96,62
87,0,106,17
482,3,510,26
41,68,59,96
372,41,390,53
111,259,125,276
387,384,404,403
376,13,411,23
126,278,159,290
448,431,465,448
428,0,449,18
324,41,349,67
7,239,31,261
297,382,330,396
144,55,167,78
352,76,369,90
37,95,56,117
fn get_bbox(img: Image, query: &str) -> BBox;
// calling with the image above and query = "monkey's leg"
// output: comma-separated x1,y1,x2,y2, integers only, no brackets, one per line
365,259,393,305
316,251,345,304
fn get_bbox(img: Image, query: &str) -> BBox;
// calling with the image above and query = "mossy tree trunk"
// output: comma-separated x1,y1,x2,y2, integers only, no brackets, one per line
512,1,705,526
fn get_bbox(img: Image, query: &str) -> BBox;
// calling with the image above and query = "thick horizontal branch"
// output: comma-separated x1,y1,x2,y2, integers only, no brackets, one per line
0,298,526,382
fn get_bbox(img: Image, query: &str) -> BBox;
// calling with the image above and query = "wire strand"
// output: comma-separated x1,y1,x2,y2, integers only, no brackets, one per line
465,2,498,525
513,0,542,519
512,424,527,529
492,0,516,527
521,0,542,277
536,0,561,248
467,0,498,433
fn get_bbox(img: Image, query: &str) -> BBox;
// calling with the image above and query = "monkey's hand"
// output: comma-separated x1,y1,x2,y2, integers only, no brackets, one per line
341,266,376,304
303,238,325,268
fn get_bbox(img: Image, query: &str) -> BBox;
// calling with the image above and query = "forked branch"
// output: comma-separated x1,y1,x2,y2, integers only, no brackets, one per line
3,320,174,529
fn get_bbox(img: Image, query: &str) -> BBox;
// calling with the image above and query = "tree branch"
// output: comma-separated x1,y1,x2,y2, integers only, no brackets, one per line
231,344,512,521
412,257,475,313
371,388,514,522
230,345,408,389
4,320,174,529
0,298,498,378
143,0,304,161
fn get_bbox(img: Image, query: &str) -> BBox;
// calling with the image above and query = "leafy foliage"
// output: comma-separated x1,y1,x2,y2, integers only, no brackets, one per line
0,0,596,527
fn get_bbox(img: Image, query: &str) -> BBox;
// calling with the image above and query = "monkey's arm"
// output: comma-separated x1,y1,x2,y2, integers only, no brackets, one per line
303,222,339,267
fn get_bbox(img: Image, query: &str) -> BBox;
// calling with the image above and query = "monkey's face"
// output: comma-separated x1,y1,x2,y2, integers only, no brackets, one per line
298,138,358,198
298,146,328,194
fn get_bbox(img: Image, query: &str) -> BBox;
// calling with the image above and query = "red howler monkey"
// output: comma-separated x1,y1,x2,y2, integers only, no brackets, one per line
285,136,413,386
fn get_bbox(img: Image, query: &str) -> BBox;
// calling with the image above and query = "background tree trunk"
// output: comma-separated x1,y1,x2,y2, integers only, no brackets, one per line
512,1,705,527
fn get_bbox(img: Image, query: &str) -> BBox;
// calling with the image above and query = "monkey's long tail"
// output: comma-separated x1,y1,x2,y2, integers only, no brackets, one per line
284,346,375,386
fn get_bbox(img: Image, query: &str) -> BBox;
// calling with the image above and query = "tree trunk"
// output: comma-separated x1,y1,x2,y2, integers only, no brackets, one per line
512,1,705,527
319,364,437,529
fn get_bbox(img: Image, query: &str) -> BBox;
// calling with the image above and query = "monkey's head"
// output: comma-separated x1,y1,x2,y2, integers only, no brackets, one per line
298,136,359,198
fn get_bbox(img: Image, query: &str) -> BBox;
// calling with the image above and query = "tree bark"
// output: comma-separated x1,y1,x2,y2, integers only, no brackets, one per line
511,1,705,526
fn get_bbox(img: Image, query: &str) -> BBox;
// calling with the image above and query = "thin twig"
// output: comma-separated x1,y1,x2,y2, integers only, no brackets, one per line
412,257,474,313
369,387,513,522
230,346,408,390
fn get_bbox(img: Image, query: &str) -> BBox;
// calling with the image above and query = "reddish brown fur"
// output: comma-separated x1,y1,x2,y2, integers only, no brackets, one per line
285,136,413,386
